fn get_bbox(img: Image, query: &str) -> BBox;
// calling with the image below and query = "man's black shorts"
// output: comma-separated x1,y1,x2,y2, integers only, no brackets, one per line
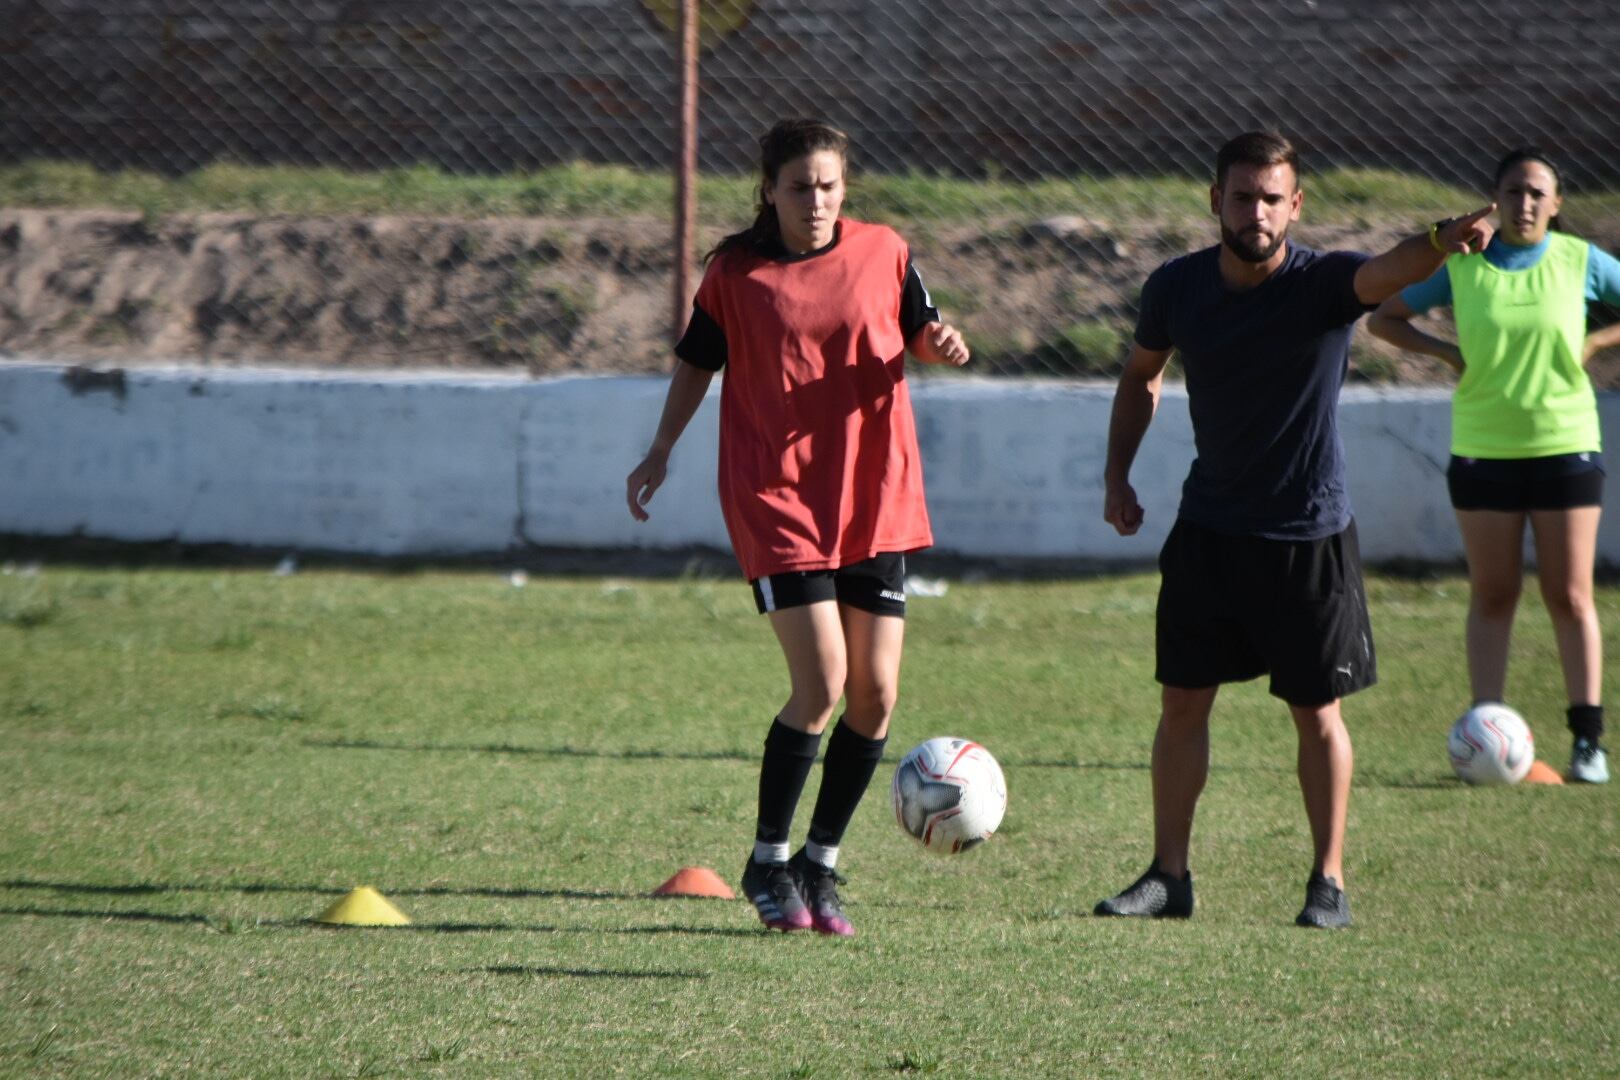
751,553,907,618
1447,452,1604,511
1155,518,1377,707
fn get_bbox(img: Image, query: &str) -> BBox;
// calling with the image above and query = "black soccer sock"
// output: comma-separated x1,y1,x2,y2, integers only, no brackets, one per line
754,719,822,846
1568,704,1605,743
806,719,888,849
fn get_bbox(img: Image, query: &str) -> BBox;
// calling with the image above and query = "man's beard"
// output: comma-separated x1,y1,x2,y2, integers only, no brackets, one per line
1221,222,1288,263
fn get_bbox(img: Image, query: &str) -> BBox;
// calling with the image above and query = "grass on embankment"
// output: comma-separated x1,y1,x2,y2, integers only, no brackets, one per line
7,158,1618,231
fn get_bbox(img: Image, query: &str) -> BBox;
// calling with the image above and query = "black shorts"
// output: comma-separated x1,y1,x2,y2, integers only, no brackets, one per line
751,553,907,618
1155,519,1377,707
1447,452,1604,511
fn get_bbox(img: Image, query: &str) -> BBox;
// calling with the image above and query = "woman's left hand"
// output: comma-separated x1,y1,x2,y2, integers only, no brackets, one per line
918,323,971,367
1582,323,1620,364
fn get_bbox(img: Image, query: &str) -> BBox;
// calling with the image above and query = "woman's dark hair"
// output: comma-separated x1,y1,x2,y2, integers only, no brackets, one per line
1493,146,1563,232
705,118,849,262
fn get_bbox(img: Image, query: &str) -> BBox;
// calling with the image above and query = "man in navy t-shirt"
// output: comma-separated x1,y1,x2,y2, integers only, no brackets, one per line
1097,131,1495,929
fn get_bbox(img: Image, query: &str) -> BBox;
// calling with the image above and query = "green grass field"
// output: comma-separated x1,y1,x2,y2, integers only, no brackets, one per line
1,563,1616,1077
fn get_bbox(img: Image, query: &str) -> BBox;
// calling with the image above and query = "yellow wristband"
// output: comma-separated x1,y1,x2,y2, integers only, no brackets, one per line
1428,219,1451,254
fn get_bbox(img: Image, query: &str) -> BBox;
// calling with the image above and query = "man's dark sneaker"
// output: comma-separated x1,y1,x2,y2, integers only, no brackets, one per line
1094,858,1194,918
1295,872,1352,929
740,856,811,932
789,850,854,937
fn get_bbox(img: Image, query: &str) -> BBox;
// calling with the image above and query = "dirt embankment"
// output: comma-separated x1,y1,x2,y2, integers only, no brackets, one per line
2,208,1616,387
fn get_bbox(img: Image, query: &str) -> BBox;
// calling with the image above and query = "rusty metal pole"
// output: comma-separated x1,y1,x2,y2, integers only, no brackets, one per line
672,0,699,352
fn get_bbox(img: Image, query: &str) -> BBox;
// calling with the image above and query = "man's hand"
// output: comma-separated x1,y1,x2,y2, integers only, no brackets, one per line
1104,479,1145,536
1435,204,1496,255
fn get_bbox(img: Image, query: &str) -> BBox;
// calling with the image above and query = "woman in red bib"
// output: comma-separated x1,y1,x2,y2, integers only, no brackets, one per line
626,119,969,934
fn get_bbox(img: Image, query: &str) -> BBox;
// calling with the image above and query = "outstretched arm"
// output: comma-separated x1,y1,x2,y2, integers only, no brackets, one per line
1354,204,1496,306
1367,295,1464,373
1103,343,1174,537
626,361,716,521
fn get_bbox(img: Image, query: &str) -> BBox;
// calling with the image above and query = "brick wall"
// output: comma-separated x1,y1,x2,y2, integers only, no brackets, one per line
2,0,1617,185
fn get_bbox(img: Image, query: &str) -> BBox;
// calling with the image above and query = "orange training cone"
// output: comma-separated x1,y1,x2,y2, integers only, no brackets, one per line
314,886,412,926
652,866,735,899
1522,759,1565,785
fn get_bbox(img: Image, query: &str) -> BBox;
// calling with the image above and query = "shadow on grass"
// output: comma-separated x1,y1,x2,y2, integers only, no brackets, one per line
860,898,967,912
474,965,708,980
0,905,564,932
304,737,757,763
1357,772,1461,790
7,533,1615,585
317,920,756,938
0,878,639,901
0,904,753,938
612,923,757,936
0,534,1160,583
0,905,211,925
304,736,1161,772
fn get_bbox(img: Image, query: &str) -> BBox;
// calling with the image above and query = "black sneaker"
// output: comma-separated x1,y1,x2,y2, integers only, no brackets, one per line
1296,872,1351,929
740,856,811,932
788,850,854,937
1094,858,1194,918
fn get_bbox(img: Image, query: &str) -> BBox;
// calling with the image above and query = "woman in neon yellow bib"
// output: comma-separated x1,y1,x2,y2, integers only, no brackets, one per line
1370,148,1620,783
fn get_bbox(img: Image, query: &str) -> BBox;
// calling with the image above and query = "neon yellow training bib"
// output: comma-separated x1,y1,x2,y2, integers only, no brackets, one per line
1448,232,1599,458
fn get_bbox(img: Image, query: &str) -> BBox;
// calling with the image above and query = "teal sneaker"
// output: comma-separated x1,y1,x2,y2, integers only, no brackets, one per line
1569,738,1610,783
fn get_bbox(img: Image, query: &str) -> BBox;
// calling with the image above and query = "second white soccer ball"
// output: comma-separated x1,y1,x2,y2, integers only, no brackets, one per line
1448,703,1534,785
891,737,1007,854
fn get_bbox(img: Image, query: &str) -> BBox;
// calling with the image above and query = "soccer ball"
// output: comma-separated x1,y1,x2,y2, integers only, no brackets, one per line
1448,703,1534,785
891,737,1007,854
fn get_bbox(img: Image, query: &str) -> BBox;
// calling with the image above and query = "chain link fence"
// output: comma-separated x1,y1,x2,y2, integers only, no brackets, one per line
2,1,1618,380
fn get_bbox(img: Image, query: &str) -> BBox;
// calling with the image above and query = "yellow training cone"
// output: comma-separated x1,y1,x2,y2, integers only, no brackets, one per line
315,886,411,926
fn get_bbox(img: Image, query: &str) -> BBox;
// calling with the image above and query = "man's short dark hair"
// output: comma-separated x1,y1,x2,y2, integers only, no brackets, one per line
1215,132,1299,188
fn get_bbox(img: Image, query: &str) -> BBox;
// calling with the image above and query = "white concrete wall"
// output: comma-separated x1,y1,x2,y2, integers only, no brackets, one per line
2,361,1617,566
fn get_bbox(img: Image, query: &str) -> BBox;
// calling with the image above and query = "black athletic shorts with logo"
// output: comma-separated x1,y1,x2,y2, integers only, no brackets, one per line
1155,518,1377,707
1447,452,1604,511
751,552,907,618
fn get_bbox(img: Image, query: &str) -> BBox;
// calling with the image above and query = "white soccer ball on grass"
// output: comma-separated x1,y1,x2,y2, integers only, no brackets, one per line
1448,703,1534,785
891,737,1007,854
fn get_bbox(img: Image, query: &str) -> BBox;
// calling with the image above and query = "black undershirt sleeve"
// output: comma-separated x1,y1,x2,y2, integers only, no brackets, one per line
900,259,940,343
673,301,727,371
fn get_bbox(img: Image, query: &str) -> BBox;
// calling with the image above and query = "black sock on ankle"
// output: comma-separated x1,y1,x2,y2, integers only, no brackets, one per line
754,719,821,846
806,720,887,848
1568,704,1605,743
1149,857,1190,883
